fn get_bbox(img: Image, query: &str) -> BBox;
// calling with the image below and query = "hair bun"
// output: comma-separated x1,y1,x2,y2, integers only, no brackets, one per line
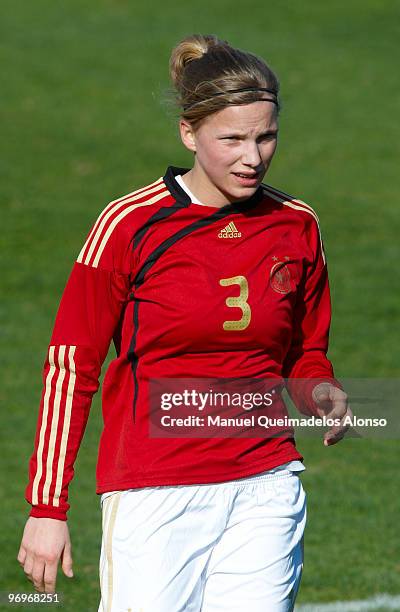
167,33,280,125
169,34,225,87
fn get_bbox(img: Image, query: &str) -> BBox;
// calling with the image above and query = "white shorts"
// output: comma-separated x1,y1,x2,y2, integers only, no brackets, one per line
98,466,306,612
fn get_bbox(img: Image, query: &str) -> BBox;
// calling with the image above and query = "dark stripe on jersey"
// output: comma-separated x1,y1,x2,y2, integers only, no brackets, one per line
129,186,192,422
133,195,262,289
131,165,194,251
130,299,140,423
128,165,264,421
133,204,188,250
261,181,294,201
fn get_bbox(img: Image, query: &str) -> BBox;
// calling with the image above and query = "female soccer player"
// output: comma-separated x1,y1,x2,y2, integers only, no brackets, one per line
18,34,350,611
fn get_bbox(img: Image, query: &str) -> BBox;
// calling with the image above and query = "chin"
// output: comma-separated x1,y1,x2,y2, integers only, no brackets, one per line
225,186,258,204
231,181,259,196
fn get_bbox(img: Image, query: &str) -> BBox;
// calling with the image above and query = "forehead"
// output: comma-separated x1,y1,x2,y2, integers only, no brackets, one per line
204,101,278,132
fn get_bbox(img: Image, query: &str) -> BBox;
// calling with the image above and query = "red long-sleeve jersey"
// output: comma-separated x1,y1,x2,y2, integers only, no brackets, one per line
25,166,340,520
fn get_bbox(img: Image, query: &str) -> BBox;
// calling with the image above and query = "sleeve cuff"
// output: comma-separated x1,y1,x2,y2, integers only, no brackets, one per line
29,505,68,521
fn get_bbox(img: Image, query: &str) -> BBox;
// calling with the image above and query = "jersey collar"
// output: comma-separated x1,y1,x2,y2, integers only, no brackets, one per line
163,165,264,212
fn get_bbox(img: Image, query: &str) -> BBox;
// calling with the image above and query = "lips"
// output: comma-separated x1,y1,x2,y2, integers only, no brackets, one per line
232,172,261,187
233,172,259,178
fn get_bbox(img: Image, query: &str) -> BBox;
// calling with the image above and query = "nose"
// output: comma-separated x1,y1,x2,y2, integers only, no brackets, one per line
242,140,262,167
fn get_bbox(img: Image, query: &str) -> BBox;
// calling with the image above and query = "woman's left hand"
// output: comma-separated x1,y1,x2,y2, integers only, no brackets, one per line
311,382,353,447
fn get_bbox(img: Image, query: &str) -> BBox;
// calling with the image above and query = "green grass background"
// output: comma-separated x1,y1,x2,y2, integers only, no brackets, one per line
1,0,399,609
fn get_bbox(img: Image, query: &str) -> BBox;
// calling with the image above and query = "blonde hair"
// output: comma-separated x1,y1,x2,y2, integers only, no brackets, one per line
169,34,280,126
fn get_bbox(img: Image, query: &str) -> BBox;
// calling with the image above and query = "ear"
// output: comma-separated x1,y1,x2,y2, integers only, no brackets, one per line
179,119,197,153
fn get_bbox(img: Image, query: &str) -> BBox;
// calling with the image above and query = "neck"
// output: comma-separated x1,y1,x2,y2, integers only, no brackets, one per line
181,163,239,208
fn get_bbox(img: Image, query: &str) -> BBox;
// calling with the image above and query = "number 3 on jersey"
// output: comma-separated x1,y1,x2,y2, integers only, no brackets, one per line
219,275,251,331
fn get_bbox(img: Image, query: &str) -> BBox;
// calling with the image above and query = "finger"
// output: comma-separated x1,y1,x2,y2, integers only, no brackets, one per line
314,385,348,419
327,388,348,420
325,407,353,444
326,414,350,439
320,390,349,437
31,559,46,592
17,545,27,567
323,414,347,438
44,561,58,593
324,429,346,446
23,552,34,582
61,540,74,578
312,382,332,403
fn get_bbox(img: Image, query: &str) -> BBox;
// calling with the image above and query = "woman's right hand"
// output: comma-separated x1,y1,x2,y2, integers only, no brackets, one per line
17,517,74,593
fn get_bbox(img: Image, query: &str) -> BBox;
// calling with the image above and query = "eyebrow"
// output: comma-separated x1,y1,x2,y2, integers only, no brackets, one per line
218,129,279,138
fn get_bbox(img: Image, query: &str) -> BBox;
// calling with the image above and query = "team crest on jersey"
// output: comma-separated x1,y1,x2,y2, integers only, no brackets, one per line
218,222,242,238
269,256,292,294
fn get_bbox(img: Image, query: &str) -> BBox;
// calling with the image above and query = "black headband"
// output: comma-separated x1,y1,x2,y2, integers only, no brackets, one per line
183,87,279,111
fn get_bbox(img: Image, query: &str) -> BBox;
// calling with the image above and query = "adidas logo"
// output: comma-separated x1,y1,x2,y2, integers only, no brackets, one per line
218,221,242,239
